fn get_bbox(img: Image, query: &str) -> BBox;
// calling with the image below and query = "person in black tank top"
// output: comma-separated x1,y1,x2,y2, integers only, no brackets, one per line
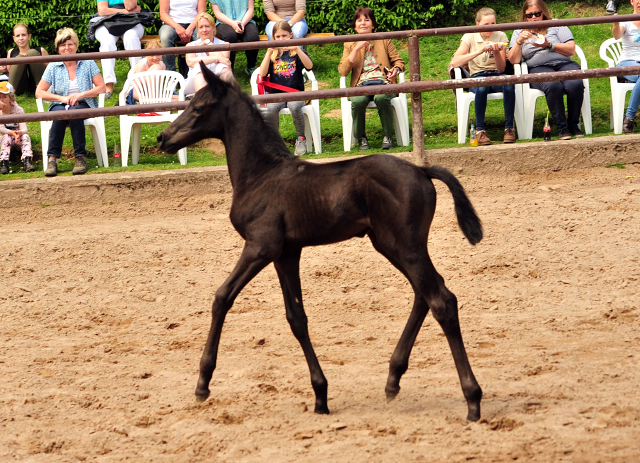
6,23,49,95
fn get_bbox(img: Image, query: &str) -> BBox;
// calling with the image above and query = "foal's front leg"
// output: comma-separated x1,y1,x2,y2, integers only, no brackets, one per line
274,249,329,414
196,243,272,402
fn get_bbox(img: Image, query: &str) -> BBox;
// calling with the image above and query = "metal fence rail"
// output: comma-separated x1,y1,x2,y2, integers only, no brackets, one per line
1,14,639,161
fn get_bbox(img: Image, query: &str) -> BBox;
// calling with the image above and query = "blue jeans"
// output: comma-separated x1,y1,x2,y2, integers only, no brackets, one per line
159,23,198,77
616,60,640,118
469,71,515,131
265,19,308,40
47,102,90,158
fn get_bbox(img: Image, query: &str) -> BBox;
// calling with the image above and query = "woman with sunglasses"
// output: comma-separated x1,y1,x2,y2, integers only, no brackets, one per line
508,0,584,140
611,0,640,133
450,7,516,145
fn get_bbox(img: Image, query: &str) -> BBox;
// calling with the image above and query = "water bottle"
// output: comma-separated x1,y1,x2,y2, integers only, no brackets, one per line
113,140,122,167
469,120,478,147
543,112,551,142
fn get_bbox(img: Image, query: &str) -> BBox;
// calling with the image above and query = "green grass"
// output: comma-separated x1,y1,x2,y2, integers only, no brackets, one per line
0,1,632,180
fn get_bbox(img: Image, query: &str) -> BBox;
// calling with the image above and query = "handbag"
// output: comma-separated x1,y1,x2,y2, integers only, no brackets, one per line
256,74,310,106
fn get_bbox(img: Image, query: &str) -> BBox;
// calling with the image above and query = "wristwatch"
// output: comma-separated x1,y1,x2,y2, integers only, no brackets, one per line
547,41,556,52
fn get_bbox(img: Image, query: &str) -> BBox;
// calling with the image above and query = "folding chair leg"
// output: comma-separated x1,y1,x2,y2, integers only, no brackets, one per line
131,125,142,165
120,120,132,167
41,125,50,172
341,98,353,152
178,147,187,165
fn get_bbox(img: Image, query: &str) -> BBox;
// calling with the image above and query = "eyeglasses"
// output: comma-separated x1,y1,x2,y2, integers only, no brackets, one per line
525,11,543,18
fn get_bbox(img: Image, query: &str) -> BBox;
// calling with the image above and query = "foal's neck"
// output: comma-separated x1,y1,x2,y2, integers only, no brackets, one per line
222,93,294,191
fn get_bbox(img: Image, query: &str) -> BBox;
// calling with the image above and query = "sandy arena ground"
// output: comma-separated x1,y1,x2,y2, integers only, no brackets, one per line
1,162,639,462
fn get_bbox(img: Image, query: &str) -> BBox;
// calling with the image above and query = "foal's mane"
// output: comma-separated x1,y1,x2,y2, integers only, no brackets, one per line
227,82,297,161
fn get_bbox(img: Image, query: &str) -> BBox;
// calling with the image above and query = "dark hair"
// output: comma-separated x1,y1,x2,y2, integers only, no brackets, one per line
351,7,377,31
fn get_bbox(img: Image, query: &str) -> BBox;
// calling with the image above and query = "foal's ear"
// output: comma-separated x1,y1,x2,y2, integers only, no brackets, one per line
200,61,228,98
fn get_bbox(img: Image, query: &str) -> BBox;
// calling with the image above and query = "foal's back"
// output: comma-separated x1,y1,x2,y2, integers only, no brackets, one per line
233,154,437,248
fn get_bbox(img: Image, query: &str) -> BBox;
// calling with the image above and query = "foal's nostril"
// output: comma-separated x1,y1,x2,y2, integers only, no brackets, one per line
157,133,164,146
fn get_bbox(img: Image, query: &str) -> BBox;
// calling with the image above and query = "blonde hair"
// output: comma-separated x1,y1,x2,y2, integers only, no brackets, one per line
195,13,217,38
13,23,30,35
145,40,162,50
271,21,296,63
475,8,496,23
55,28,79,51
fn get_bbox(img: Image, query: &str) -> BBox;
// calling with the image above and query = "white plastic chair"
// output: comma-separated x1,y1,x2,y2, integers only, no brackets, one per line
119,70,186,166
36,94,109,171
514,44,592,139
339,73,410,152
599,37,637,134
250,68,322,154
452,67,526,143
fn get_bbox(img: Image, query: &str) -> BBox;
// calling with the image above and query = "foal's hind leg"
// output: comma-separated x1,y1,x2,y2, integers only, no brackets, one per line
384,293,429,401
370,237,482,421
196,243,272,402
428,283,482,421
274,248,329,414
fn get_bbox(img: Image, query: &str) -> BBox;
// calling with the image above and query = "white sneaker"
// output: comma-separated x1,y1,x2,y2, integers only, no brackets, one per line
295,136,306,156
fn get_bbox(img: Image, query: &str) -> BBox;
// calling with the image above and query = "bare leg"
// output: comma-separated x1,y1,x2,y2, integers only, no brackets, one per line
195,243,272,402
274,248,329,414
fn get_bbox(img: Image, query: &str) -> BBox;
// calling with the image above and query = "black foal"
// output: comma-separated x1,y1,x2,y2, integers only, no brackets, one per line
158,65,484,421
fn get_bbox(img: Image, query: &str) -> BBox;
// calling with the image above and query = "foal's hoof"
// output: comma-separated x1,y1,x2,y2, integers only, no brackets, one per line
385,386,400,402
466,404,481,422
195,390,210,404
314,404,330,415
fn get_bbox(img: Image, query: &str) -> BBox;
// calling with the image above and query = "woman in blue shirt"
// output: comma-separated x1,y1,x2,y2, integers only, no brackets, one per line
210,0,260,75
35,28,106,177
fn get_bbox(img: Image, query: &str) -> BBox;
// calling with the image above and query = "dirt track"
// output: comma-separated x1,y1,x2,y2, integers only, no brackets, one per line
1,161,639,462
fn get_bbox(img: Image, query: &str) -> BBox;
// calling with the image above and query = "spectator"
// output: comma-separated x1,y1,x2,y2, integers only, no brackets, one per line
338,7,405,150
94,0,145,99
264,0,308,41
184,13,235,95
6,23,49,96
159,0,207,77
450,7,516,145
611,2,640,133
0,81,34,173
258,20,313,156
35,28,106,177
508,0,584,140
210,0,260,75
126,40,180,104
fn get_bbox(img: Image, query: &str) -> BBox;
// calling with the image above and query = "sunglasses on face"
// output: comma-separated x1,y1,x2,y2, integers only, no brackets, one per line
525,11,543,18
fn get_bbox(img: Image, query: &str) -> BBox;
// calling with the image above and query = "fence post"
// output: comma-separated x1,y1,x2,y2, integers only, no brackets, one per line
408,35,424,165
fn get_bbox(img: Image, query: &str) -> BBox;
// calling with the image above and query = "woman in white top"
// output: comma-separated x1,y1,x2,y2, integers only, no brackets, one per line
159,0,207,77
612,0,640,132
95,0,144,99
184,13,235,95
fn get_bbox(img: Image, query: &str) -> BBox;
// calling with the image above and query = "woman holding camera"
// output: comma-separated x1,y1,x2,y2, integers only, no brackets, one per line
210,0,260,75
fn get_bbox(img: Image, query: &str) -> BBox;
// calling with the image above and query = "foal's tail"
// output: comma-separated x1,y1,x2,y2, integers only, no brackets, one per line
423,165,483,245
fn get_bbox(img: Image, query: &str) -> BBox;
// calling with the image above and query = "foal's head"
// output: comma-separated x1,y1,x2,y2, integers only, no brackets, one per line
158,63,240,154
